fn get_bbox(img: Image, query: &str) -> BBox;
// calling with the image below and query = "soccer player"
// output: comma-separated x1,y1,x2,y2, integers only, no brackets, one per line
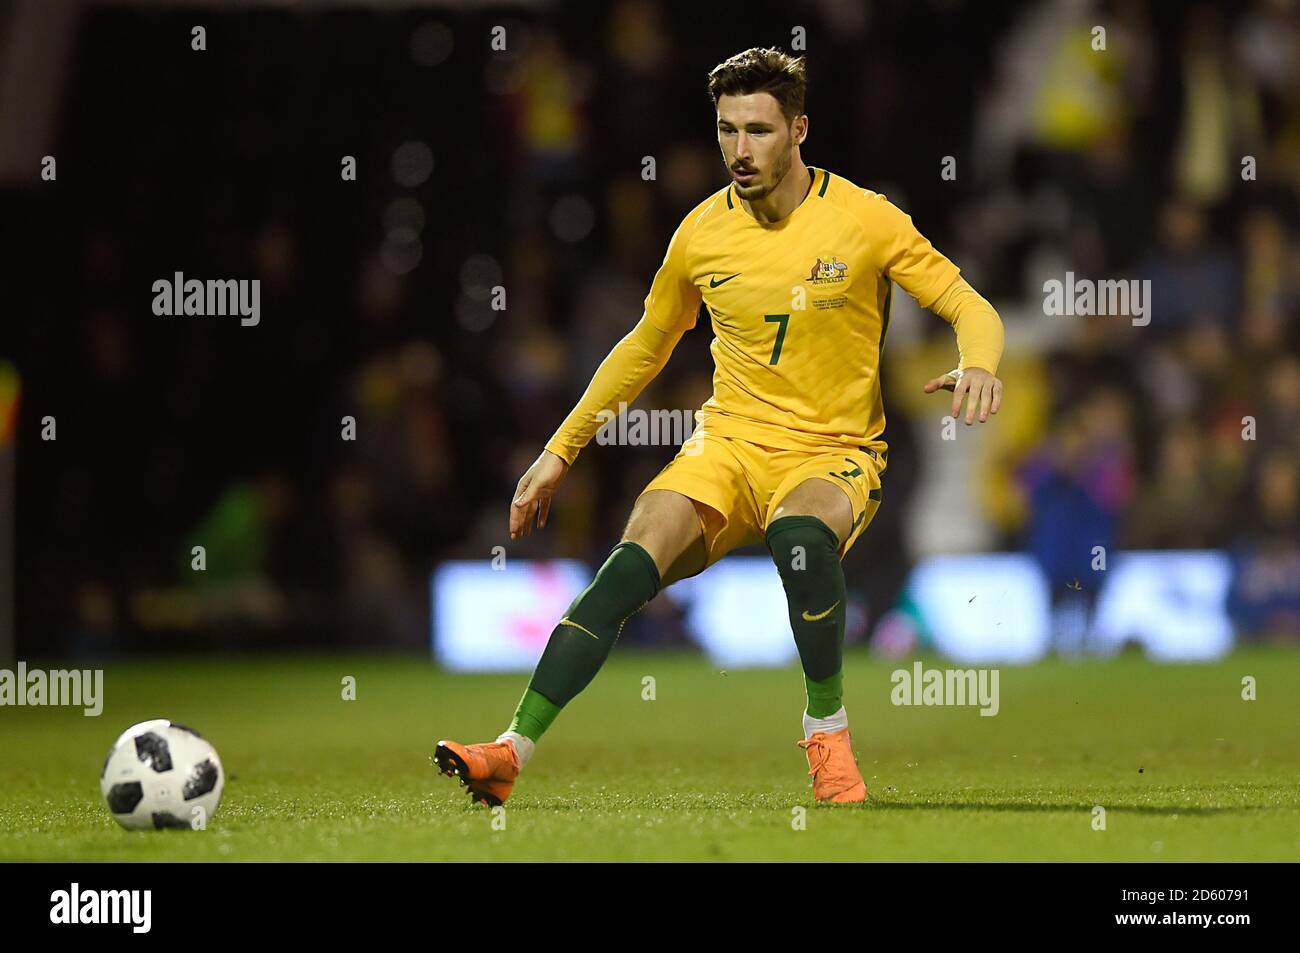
436,48,1004,806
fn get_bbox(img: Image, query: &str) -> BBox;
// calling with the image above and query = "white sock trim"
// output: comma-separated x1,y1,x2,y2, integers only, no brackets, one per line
802,707,848,739
496,730,535,768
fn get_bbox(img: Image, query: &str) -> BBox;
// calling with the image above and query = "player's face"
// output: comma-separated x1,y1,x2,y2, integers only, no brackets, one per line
716,93,803,200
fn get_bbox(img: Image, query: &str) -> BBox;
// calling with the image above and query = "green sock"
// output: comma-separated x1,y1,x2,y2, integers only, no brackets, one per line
805,671,844,719
507,688,561,742
765,515,847,719
508,540,661,741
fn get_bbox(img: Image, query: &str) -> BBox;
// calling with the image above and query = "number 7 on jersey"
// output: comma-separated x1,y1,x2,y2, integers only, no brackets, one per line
765,313,791,364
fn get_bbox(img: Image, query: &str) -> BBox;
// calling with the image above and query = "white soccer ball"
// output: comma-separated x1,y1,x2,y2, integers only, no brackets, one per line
100,719,224,831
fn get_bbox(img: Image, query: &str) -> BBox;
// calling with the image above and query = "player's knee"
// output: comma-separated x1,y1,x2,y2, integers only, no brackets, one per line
565,540,660,627
621,491,700,577
765,515,839,594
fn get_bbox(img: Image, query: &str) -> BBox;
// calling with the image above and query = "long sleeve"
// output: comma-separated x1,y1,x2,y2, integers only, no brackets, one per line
543,315,686,466
929,275,1005,374
855,190,1004,373
545,202,703,465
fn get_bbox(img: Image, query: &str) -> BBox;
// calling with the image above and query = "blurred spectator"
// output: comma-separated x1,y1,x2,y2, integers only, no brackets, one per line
1017,388,1136,653
1228,451,1300,641
1125,418,1223,548
1139,198,1240,334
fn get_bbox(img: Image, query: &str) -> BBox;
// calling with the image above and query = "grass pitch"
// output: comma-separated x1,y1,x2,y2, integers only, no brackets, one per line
1,649,1297,861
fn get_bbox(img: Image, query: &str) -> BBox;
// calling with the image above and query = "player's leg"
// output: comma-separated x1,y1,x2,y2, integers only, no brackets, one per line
765,451,880,803
502,488,704,752
767,478,853,730
621,488,710,586
435,489,705,805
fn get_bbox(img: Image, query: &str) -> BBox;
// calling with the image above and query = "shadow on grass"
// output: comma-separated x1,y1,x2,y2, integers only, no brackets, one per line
457,798,1266,816
866,800,1263,816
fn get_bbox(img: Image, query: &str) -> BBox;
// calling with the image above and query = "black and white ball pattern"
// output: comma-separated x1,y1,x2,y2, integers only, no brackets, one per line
100,719,224,831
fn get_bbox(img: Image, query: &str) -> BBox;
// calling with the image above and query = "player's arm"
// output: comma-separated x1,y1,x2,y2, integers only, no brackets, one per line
921,276,1004,425
867,193,1004,425
510,217,701,539
509,317,685,539
541,317,688,468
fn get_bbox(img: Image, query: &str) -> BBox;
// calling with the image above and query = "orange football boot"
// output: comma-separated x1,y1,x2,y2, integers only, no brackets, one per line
434,738,521,806
798,729,867,803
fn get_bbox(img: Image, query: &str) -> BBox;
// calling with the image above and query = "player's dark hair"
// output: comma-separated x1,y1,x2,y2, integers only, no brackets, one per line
707,47,807,123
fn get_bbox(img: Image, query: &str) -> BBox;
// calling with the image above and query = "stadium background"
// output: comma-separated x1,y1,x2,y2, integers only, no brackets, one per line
0,0,1297,666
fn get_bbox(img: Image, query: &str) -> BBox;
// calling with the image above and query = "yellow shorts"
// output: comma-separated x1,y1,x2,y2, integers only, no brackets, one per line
639,432,883,568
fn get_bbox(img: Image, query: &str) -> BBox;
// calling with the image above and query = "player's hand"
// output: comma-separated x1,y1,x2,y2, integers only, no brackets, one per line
510,449,570,539
923,367,1003,425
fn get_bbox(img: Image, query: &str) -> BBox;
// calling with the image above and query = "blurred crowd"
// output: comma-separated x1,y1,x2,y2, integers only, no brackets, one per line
979,0,1300,645
6,0,1297,655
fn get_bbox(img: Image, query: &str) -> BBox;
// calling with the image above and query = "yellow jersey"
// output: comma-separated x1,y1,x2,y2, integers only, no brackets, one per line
643,166,970,461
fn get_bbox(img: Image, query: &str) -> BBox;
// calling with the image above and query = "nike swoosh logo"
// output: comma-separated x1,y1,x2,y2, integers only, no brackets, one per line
801,600,841,622
709,273,740,288
558,618,600,640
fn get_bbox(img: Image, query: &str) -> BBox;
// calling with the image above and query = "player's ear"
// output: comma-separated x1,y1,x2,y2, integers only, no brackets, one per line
792,114,808,146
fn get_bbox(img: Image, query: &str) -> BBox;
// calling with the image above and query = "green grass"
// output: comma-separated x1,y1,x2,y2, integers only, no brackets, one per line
1,649,1298,861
